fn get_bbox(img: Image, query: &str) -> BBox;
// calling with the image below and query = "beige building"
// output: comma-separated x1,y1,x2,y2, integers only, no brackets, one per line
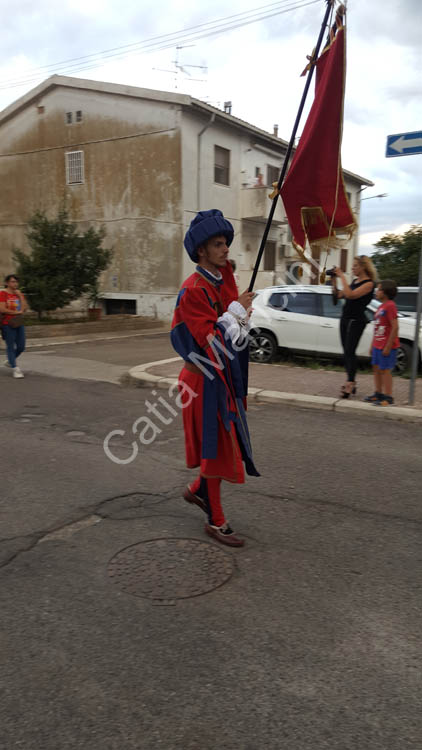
0,75,373,320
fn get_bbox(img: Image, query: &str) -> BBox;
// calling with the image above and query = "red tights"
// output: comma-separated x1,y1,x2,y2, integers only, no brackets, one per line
189,476,225,527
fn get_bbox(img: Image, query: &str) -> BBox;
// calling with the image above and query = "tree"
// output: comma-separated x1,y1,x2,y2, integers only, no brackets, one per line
371,225,422,285
13,208,113,319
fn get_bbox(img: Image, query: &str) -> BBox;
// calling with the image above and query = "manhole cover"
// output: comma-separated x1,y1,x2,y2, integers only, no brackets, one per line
107,538,234,601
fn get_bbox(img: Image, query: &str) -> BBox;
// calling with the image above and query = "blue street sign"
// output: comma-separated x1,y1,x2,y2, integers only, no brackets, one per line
386,130,422,157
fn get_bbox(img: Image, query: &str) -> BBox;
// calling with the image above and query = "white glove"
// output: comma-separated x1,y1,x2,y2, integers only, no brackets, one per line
218,301,251,344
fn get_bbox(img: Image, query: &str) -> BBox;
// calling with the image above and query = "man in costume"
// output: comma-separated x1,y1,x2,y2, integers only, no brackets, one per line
171,209,259,547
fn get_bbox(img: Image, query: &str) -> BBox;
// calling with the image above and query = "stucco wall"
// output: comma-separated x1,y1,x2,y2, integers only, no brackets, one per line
0,80,368,319
0,87,183,300
179,110,288,289
180,111,241,282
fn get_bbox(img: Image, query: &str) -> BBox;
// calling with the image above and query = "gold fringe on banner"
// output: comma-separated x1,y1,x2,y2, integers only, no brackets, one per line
290,205,357,283
291,240,314,267
301,206,356,254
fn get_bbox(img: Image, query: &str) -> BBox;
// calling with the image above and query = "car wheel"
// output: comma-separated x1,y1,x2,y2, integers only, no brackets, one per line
249,331,277,363
395,342,413,374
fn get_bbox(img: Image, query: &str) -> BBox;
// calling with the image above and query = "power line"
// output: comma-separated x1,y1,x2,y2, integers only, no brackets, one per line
2,0,302,79
0,0,321,91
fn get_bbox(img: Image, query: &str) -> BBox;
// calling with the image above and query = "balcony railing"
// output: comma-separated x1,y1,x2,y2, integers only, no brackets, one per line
240,186,287,225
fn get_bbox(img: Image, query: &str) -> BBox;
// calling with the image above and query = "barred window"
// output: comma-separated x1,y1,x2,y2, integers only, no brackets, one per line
66,112,72,124
76,110,83,122
65,150,84,184
214,145,230,186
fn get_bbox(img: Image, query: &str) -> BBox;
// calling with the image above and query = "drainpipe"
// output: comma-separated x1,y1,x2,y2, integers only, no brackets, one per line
197,113,215,210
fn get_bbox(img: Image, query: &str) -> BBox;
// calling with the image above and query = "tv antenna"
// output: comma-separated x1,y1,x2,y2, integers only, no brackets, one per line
154,45,207,90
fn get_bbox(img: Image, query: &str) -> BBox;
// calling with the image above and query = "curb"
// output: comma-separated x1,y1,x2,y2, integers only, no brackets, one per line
128,359,422,424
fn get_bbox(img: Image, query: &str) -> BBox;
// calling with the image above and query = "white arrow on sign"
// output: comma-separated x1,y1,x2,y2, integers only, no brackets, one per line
389,135,422,153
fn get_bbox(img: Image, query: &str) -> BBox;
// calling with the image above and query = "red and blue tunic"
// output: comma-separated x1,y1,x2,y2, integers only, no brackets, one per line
171,262,259,483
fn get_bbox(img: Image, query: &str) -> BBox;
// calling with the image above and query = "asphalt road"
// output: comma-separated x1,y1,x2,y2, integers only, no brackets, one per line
1,358,421,749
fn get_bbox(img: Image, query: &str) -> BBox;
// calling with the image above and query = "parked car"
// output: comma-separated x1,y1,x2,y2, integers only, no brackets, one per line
395,287,420,318
249,285,422,373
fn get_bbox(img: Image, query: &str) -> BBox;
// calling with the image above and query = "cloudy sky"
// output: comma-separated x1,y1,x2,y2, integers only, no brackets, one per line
1,0,420,253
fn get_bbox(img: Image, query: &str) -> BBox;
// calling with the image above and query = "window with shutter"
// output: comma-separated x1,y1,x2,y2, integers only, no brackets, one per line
214,146,230,185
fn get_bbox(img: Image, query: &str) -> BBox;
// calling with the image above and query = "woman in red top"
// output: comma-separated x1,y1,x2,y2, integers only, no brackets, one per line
0,274,27,378
364,279,400,406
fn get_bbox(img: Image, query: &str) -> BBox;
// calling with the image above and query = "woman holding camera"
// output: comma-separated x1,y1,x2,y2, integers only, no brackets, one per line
332,255,377,398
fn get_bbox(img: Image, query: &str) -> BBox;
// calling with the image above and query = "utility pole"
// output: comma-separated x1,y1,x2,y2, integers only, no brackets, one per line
408,240,422,405
385,130,422,405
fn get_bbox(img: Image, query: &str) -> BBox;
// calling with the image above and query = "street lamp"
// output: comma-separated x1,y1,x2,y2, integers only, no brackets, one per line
361,193,388,201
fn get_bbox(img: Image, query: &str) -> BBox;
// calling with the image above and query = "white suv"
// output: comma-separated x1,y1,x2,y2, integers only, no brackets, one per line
395,287,419,318
249,285,421,373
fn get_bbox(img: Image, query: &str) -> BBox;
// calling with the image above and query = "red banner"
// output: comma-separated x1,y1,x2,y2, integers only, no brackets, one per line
280,24,356,254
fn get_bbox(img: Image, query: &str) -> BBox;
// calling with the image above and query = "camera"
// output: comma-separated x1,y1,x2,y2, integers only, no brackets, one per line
325,268,337,278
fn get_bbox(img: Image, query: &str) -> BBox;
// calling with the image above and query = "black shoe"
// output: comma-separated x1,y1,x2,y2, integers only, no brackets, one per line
341,384,357,399
374,395,394,407
363,392,382,403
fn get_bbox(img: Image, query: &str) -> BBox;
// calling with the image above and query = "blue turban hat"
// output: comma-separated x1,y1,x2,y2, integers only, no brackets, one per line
184,209,234,262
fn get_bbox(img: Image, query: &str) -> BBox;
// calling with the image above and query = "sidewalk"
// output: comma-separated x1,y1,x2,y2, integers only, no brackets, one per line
3,328,170,385
129,356,422,423
3,326,422,422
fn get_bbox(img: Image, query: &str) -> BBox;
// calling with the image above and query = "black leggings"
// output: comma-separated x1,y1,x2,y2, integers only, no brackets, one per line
340,317,366,382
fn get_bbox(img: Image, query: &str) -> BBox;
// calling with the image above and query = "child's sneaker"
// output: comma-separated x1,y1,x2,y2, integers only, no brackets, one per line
13,366,24,379
363,392,382,403
4,360,11,367
374,395,394,407
205,522,245,547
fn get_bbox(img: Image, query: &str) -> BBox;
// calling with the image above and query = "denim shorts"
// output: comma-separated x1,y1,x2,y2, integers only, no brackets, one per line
371,347,397,370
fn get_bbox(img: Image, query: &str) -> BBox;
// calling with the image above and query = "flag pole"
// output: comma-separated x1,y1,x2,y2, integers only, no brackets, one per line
248,0,336,292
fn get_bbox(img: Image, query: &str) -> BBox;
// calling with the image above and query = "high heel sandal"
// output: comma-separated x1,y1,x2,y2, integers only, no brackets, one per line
340,383,357,399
